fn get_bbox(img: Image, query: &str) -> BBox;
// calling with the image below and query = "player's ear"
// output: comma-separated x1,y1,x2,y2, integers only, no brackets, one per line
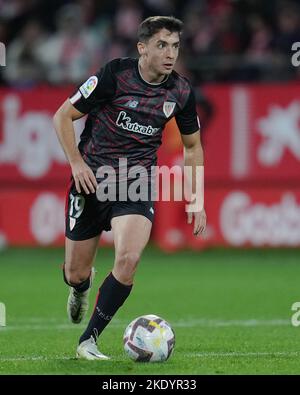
137,41,146,56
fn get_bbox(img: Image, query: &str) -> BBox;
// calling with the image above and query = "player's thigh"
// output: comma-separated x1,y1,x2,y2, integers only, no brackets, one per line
64,235,100,277
111,214,152,258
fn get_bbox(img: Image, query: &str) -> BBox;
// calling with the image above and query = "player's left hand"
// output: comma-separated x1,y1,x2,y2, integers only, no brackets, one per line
187,208,207,236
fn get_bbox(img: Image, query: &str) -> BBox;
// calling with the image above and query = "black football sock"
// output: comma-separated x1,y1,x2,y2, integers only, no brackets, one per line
62,264,92,293
79,272,132,344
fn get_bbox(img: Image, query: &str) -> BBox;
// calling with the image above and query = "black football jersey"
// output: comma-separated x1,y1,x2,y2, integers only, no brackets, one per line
69,57,200,175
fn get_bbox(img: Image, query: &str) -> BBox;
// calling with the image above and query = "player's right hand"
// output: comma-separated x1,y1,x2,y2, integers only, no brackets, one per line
71,159,98,194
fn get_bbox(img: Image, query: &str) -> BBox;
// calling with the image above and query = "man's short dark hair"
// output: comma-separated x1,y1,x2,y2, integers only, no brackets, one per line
138,16,183,42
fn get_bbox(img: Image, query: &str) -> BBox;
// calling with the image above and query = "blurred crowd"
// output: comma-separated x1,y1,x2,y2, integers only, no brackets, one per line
0,0,300,87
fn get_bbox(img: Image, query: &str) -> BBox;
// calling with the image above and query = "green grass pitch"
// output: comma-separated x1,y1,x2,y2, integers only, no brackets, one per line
0,246,300,375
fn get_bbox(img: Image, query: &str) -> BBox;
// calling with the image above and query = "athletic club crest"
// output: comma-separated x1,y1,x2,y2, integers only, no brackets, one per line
163,101,176,118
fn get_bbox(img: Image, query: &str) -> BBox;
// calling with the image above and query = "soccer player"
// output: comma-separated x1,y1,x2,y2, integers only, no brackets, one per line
53,16,206,360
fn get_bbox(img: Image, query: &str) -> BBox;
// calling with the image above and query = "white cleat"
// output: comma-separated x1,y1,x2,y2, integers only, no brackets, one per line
67,267,96,324
76,336,110,360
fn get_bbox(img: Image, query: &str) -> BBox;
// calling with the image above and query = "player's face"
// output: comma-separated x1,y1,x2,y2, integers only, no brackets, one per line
138,28,180,78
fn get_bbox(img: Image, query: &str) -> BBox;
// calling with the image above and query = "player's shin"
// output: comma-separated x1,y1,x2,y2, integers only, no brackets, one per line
79,272,133,344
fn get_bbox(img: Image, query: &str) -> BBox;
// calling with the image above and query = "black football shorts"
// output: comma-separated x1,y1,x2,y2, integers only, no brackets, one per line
65,180,154,241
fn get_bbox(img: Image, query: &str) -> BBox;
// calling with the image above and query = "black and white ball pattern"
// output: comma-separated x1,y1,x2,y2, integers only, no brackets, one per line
123,314,175,362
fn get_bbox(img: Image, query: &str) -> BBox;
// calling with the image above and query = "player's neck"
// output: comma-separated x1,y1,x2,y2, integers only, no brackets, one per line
138,60,167,84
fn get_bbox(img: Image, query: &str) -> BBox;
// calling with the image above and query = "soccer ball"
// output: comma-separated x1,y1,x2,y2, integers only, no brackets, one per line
123,314,175,362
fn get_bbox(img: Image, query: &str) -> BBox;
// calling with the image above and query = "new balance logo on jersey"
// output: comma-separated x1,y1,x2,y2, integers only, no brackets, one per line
116,111,160,136
125,100,139,108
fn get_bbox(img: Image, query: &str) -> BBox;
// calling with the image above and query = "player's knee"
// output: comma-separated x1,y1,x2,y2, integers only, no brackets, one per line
115,252,140,280
64,266,90,286
117,251,140,268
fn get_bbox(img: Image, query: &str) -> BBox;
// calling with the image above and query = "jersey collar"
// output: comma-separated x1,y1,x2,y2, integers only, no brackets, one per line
135,59,170,88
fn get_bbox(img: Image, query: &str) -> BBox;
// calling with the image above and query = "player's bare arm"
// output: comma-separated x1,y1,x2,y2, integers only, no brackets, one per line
181,131,207,236
53,100,97,195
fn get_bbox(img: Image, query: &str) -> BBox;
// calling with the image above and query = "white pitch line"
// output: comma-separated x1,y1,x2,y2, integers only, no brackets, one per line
0,351,299,363
188,351,300,358
0,318,290,331
0,324,83,331
173,319,290,327
0,356,73,362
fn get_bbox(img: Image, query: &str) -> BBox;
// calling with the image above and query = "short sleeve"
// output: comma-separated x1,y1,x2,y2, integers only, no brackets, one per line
175,88,200,135
69,61,117,114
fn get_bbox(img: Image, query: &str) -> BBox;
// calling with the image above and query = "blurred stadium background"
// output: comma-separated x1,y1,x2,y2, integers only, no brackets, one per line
1,0,300,375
